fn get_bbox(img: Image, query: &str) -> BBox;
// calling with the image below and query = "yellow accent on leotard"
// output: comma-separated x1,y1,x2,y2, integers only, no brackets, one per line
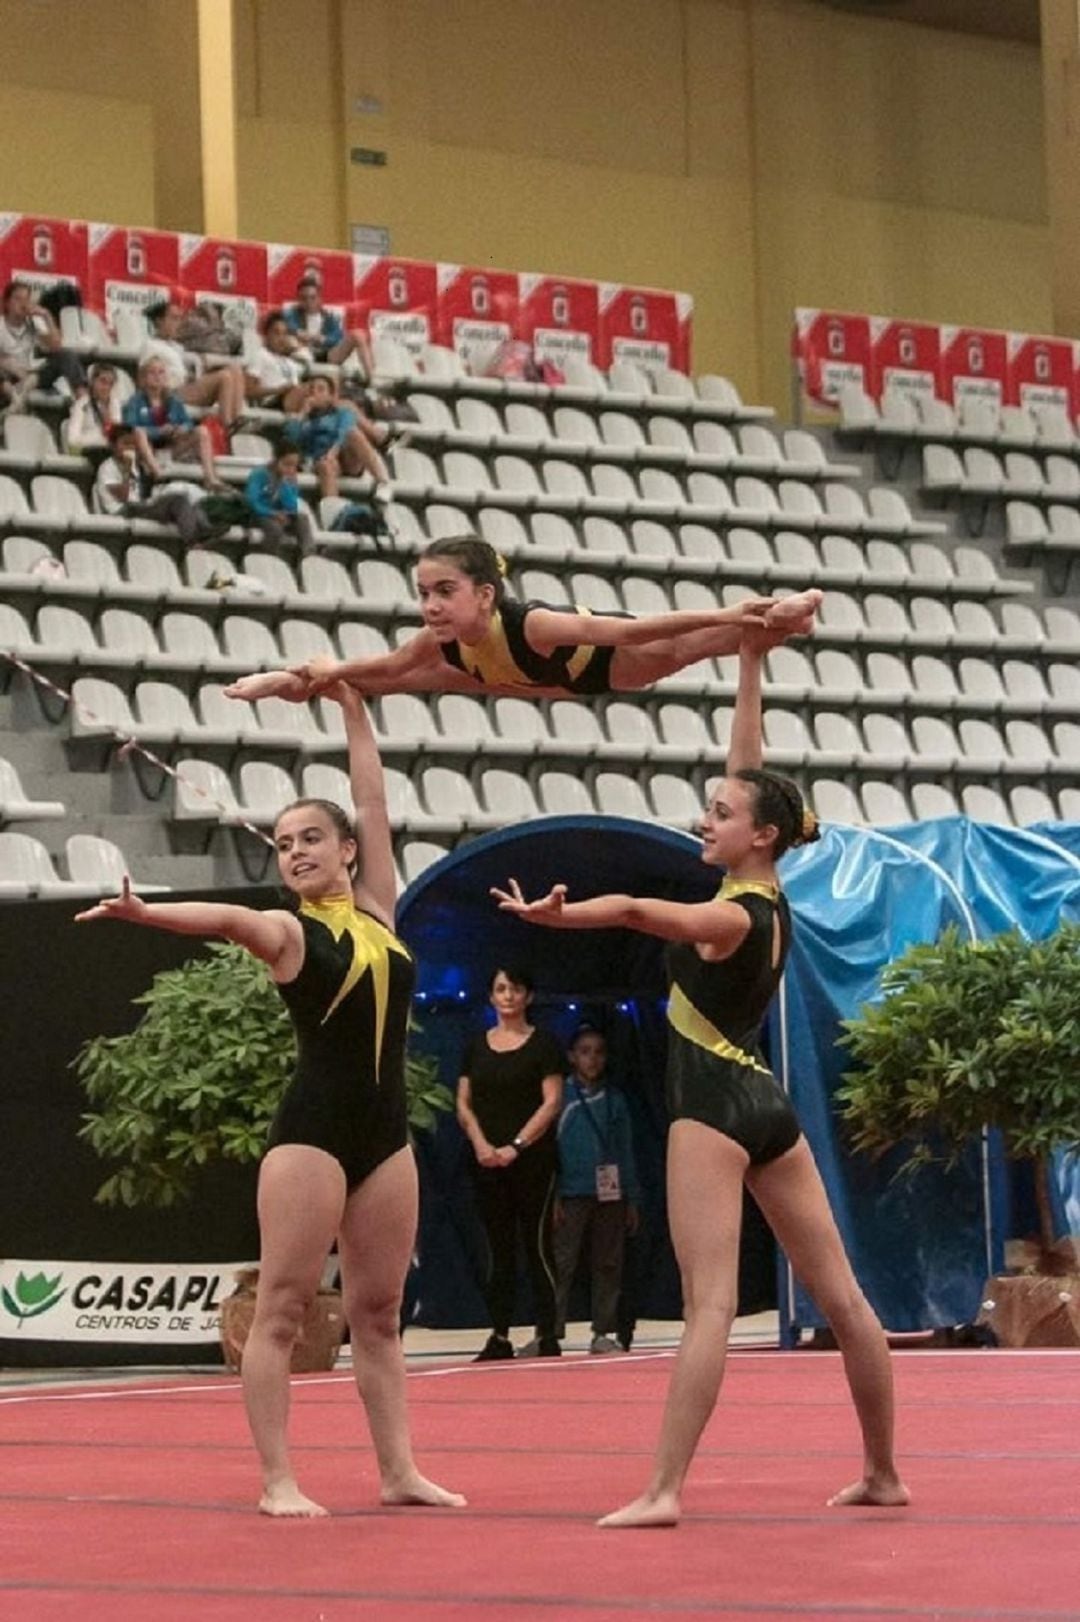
299,893,411,1084
717,877,780,903
457,610,529,687
666,982,772,1075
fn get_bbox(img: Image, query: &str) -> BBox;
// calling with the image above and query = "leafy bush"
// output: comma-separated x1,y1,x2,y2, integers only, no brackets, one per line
74,942,451,1207
837,923,1080,1252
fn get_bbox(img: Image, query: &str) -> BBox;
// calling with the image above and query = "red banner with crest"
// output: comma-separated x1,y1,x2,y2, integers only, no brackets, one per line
87,224,179,327
352,257,438,357
436,264,519,372
937,326,1009,409
266,245,354,314
517,273,600,370
869,316,939,403
1006,332,1074,412
0,213,88,301
792,308,872,405
599,284,682,375
177,234,267,330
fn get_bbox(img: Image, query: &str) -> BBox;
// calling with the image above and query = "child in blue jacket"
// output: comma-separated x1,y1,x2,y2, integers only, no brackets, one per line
554,1025,640,1354
284,375,388,499
243,444,316,555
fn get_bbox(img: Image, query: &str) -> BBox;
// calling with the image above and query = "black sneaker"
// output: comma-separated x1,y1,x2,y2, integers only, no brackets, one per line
537,1335,562,1358
473,1333,514,1363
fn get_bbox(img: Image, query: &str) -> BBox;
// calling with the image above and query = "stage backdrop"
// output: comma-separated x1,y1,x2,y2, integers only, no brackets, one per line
3,816,1079,1365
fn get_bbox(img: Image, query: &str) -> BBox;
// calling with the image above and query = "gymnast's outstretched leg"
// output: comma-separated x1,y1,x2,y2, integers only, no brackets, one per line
609,589,822,691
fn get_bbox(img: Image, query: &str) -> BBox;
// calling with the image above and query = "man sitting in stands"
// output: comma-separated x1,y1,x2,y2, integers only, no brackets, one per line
245,310,307,412
0,279,87,407
285,275,374,374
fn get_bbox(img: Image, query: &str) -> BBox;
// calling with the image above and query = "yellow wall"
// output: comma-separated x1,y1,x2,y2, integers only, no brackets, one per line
0,0,1050,411
748,0,1048,408
0,85,155,224
0,0,201,229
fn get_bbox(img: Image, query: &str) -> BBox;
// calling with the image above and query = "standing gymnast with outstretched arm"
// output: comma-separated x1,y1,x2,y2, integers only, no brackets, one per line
492,626,908,1527
225,535,822,703
76,684,464,1521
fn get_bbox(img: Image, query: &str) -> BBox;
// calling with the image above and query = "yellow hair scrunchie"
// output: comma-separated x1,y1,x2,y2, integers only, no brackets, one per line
801,806,819,842
495,551,508,578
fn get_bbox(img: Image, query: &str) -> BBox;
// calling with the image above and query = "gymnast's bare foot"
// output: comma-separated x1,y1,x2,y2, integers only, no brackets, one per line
762,588,824,633
224,670,309,702
828,1473,910,1508
381,1472,467,1508
258,1478,329,1517
597,1488,680,1528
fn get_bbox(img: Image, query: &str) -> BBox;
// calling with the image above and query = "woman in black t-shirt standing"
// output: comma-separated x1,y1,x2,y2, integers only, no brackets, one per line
457,966,565,1361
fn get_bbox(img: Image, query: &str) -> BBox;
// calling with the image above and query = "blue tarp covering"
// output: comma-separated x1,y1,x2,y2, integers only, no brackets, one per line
397,816,1080,1337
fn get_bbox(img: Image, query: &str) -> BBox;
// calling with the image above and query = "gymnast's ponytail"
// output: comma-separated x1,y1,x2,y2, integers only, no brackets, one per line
734,770,820,858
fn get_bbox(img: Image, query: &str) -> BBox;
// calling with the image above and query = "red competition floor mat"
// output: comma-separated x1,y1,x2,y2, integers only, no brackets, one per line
2,1348,1079,1621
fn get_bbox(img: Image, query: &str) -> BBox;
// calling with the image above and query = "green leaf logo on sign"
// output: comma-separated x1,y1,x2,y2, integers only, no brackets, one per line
2,1271,66,1328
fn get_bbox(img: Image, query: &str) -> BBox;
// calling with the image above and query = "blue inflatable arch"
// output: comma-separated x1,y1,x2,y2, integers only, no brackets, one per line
397,814,1080,1337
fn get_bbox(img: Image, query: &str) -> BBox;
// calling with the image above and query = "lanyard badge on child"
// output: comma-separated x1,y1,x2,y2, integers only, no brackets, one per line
572,1081,622,1204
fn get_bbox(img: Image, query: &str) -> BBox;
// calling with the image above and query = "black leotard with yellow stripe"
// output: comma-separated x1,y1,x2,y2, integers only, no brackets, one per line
439,598,621,695
269,894,413,1188
665,878,801,1165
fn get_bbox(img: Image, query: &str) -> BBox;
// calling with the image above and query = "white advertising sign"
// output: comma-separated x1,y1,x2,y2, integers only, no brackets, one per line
0,1259,253,1345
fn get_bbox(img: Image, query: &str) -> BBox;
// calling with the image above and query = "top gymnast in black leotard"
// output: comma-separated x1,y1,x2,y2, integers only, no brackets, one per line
437,592,620,695
223,535,824,706
493,624,908,1526
76,684,463,1521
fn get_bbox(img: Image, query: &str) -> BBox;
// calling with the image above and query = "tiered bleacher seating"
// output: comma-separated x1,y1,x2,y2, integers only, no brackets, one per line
2,316,1078,898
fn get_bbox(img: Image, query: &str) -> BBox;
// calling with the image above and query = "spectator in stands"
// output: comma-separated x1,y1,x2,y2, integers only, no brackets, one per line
0,279,87,405
552,1025,639,1355
75,688,465,1521
92,421,225,545
65,363,123,454
141,299,245,430
93,423,154,515
244,443,316,555
245,311,307,412
285,275,374,372
456,966,564,1361
123,357,224,489
283,375,389,499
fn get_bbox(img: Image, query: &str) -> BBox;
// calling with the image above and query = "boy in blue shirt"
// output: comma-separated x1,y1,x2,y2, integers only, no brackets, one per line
244,443,315,555
554,1025,640,1354
284,375,388,500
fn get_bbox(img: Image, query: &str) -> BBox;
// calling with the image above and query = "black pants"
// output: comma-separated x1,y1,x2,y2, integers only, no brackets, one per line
472,1152,557,1339
37,349,87,394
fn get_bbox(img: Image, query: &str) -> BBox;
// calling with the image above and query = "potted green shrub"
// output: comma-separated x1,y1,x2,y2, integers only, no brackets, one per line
73,942,453,1366
836,923,1080,1347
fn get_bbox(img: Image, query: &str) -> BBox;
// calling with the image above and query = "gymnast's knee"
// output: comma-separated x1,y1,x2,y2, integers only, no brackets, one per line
345,1285,401,1351
251,1282,313,1352
820,1283,878,1341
